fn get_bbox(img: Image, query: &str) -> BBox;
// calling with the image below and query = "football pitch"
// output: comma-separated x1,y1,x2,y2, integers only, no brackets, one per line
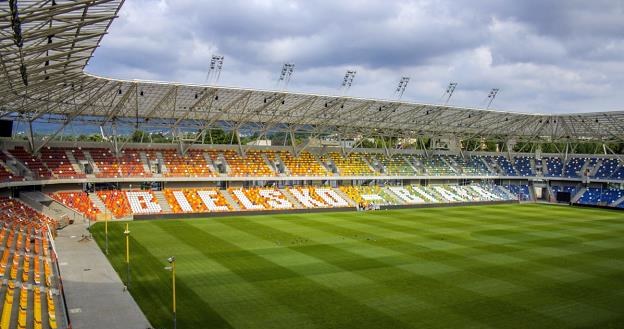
91,204,624,329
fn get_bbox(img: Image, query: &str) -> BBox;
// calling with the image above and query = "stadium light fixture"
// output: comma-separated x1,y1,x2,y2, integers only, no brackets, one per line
486,88,499,109
277,63,295,90
394,77,410,100
442,82,457,105
205,55,225,84
340,70,357,95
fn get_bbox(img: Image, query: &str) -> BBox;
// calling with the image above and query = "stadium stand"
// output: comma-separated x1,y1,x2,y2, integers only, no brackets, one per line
50,191,100,220
40,147,85,179
513,156,535,176
229,187,294,210
89,148,151,178
321,152,376,176
544,157,564,177
272,151,328,176
7,146,54,180
0,197,64,329
160,149,216,177
164,189,232,213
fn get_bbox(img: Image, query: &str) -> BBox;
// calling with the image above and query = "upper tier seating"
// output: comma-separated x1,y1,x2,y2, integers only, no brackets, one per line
7,146,54,180
563,158,585,178
417,155,456,176
0,160,20,183
593,159,619,179
160,149,216,177
40,147,85,179
490,156,517,176
322,152,376,176
365,154,416,175
544,157,564,177
513,156,535,176
275,151,328,176
50,192,100,220
88,148,150,178
217,150,273,177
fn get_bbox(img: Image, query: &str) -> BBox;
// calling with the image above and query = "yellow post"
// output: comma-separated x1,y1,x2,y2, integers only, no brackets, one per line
168,256,176,329
104,211,109,255
124,223,130,288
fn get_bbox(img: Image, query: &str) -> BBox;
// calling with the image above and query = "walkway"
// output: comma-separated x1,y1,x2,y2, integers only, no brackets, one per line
54,220,152,329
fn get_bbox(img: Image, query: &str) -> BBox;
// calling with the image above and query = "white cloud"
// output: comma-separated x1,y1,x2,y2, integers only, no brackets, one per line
86,0,624,113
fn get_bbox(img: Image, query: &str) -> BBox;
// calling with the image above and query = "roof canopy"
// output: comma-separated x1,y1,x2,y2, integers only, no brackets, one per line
1,0,624,143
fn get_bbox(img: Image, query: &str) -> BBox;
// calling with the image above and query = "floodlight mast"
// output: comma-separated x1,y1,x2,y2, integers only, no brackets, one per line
205,55,224,84
443,82,458,105
277,63,295,90
395,77,410,100
340,70,357,95
486,88,500,109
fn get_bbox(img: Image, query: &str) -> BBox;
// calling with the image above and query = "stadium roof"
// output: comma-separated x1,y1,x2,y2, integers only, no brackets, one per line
1,0,624,145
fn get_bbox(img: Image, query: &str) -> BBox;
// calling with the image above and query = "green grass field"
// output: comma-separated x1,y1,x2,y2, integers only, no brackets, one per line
91,204,624,329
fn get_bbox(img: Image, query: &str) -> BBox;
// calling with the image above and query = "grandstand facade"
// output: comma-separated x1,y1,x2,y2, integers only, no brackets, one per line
1,1,624,328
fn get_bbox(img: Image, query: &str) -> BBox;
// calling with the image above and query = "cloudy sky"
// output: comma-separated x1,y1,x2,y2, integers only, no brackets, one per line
86,0,624,114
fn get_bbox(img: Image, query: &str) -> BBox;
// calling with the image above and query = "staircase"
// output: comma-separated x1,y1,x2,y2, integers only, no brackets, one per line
571,187,587,203
589,159,603,177
153,191,172,213
88,193,107,214
497,186,517,200
274,153,290,175
139,152,152,175
403,155,421,174
261,153,278,175
156,152,168,174
333,188,357,206
219,190,240,210
2,150,31,177
65,150,83,174
19,192,75,224
83,151,100,174
280,189,303,208
441,157,460,175
611,195,624,207
480,157,498,175
202,152,219,174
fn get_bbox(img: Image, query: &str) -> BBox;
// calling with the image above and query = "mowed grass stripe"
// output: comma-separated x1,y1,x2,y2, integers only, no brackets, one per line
91,223,235,329
217,213,568,328
155,220,413,329
92,204,624,328
133,222,320,329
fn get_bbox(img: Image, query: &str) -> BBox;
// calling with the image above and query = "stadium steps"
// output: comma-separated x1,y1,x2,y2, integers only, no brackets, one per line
260,153,278,175
64,150,83,175
333,188,357,207
201,152,218,174
280,189,303,208
611,195,624,207
19,192,71,225
138,152,153,176
441,157,460,175
219,190,240,211
273,153,290,175
479,157,498,175
82,151,100,174
1,150,32,178
402,155,421,174
589,159,603,177
359,156,379,175
88,193,108,215
571,187,587,203
153,191,172,213
382,187,407,205
156,152,169,174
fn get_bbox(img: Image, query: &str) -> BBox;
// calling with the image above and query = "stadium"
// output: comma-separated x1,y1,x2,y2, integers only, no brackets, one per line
1,1,623,328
